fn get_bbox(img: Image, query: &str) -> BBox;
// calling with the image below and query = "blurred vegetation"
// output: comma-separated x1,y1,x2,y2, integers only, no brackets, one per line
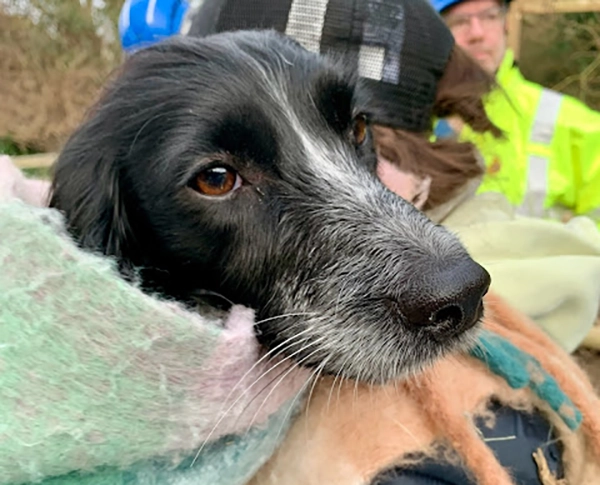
1,1,599,155
22,167,52,179
0,0,123,154
0,137,37,156
520,10,600,111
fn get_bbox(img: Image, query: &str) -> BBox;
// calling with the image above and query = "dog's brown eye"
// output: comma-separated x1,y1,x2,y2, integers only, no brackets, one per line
352,115,368,146
194,166,241,196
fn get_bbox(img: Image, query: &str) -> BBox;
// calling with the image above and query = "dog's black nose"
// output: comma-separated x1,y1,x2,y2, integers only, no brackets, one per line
399,258,491,335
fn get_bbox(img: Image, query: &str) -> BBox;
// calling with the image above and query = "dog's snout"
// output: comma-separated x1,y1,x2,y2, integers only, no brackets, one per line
399,258,491,335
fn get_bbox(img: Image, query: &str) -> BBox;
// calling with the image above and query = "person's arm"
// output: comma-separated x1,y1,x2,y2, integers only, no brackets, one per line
556,97,600,225
0,155,51,206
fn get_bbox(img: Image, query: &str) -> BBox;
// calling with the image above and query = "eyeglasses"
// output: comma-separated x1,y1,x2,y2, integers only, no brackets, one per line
444,5,507,35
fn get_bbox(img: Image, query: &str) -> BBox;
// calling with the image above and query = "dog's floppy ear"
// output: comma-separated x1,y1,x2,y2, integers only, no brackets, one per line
48,49,168,275
49,128,138,275
50,39,209,277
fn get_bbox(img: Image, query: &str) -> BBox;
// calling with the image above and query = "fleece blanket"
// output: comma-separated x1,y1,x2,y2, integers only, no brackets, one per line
0,158,311,484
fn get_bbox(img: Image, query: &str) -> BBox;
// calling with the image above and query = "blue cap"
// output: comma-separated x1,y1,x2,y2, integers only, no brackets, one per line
430,0,462,12
430,0,511,13
119,0,190,52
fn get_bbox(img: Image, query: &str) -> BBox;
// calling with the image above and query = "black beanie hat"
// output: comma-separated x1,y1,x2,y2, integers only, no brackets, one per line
188,0,455,132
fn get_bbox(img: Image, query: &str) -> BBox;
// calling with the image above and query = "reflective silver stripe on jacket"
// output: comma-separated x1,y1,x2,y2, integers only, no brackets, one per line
518,88,563,217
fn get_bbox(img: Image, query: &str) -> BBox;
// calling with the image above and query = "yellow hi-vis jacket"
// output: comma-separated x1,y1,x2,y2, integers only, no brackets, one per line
459,49,600,224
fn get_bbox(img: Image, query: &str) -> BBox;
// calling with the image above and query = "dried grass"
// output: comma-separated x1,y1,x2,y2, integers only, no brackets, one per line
0,7,120,152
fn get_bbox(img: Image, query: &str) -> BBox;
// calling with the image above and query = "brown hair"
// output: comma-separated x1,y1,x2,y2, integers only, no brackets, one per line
372,46,501,211
434,46,502,136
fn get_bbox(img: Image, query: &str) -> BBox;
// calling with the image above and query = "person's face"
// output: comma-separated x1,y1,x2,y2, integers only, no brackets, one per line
443,0,508,74
376,157,431,210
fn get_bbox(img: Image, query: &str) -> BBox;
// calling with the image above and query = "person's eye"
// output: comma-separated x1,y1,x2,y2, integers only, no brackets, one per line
449,17,469,29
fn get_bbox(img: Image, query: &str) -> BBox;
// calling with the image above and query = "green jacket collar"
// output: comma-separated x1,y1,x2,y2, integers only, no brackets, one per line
496,49,522,88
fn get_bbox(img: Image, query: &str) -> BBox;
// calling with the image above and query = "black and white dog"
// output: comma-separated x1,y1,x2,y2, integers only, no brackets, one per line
50,31,490,384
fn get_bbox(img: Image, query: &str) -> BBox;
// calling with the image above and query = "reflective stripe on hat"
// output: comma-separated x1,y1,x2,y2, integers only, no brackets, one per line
518,88,563,217
285,0,328,53
285,0,404,83
358,44,386,80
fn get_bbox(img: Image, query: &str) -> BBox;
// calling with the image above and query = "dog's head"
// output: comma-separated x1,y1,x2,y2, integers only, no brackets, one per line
50,31,490,384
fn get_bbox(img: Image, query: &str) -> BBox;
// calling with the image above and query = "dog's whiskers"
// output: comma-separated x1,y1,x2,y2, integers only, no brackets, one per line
190,331,328,467
275,355,332,447
193,289,236,307
245,342,328,432
327,352,353,411
210,324,316,427
236,358,303,424
271,369,316,449
233,334,329,424
191,349,320,470
254,311,317,326
302,356,331,435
